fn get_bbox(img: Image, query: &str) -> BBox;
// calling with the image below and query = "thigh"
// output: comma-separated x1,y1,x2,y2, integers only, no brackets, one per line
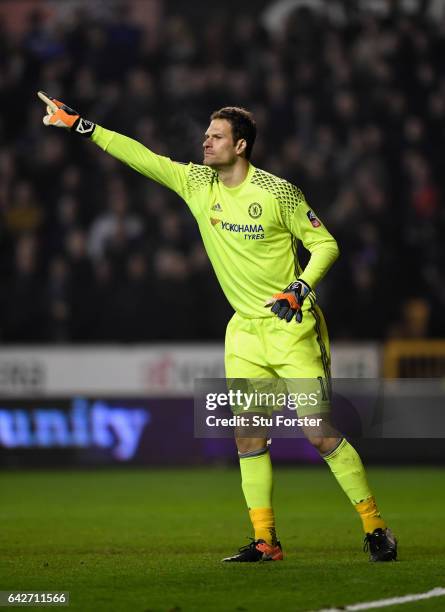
264,302,331,419
266,301,331,380
225,312,274,378
225,313,276,421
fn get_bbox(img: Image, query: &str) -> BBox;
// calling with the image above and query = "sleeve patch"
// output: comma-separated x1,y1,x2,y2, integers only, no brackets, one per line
307,210,321,227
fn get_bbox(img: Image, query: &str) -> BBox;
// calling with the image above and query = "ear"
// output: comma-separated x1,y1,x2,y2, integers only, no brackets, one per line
236,139,247,156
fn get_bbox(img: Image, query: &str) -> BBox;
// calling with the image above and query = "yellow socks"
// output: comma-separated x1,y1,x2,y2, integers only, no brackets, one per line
355,497,387,534
239,440,386,543
323,438,386,533
239,448,277,545
249,507,277,545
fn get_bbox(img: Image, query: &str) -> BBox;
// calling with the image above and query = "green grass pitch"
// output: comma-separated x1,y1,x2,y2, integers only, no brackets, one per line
0,467,444,612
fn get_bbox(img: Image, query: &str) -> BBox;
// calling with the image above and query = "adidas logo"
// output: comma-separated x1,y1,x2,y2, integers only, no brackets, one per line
211,202,223,212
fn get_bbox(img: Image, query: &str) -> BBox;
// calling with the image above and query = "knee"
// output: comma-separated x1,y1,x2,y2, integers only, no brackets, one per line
307,436,341,455
236,437,267,456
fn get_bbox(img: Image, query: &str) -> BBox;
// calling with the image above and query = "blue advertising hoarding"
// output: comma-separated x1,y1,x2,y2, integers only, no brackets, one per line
0,397,320,466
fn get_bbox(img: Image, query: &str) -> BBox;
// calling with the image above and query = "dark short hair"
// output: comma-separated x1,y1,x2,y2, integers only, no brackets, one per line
210,106,256,159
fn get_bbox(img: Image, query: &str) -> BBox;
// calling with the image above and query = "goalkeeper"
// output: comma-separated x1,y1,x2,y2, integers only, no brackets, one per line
37,92,397,563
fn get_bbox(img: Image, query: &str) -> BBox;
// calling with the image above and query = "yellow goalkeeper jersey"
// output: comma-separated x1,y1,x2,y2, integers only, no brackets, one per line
92,126,339,319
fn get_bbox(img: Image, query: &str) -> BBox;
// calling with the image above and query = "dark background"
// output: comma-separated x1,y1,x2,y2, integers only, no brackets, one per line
0,0,444,343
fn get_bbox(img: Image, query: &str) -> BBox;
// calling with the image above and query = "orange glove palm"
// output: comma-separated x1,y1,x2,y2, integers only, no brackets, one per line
265,280,311,323
37,91,95,136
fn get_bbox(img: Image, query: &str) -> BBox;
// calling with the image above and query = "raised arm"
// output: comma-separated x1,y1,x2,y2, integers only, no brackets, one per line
37,91,189,198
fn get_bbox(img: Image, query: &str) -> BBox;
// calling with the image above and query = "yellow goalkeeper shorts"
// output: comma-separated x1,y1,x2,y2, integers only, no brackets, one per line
225,299,331,418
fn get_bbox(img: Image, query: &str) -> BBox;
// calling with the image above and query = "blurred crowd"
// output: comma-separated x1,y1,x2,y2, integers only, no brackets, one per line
0,0,444,343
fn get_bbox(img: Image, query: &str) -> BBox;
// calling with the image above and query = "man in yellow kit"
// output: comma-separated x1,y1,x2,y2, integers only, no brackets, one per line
37,91,397,563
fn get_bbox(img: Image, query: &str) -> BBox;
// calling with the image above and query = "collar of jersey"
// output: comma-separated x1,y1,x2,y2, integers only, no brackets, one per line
219,162,255,192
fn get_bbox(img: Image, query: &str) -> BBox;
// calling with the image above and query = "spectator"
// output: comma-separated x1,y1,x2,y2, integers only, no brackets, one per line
88,178,143,261
46,255,70,342
2,235,46,342
4,180,43,236
65,228,95,341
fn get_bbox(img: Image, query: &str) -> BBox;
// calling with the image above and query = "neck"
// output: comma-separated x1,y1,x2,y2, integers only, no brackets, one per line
217,158,250,187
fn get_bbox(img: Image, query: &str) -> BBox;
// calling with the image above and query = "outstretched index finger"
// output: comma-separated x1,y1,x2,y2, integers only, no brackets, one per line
37,91,58,113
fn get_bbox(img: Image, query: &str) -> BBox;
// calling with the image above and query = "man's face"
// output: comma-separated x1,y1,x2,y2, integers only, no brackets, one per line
203,119,244,167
